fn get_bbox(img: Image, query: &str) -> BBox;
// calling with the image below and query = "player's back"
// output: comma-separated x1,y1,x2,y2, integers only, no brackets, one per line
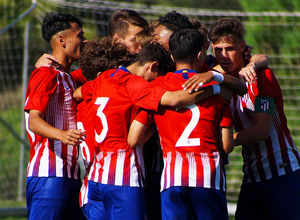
151,69,231,191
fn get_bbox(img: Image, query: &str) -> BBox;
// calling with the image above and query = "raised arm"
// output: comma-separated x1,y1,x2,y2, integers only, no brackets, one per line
160,84,232,108
239,54,269,83
181,71,247,96
35,53,59,68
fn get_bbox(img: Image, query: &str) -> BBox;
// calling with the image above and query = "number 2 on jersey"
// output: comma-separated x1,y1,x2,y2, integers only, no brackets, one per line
94,97,109,143
175,104,200,147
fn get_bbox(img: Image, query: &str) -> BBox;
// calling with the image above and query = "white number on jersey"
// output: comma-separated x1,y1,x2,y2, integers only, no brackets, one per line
175,104,200,147
94,97,109,143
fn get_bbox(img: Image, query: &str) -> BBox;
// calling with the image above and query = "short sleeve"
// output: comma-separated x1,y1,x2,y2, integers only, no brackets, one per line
24,67,58,114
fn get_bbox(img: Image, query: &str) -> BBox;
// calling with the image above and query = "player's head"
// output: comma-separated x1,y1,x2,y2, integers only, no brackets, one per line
153,11,194,51
189,18,210,54
134,42,175,81
169,28,204,71
133,28,153,51
108,9,149,54
209,17,246,75
42,12,86,61
79,37,131,81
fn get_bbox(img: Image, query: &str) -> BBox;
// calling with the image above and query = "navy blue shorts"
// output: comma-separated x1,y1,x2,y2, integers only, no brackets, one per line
88,181,147,220
235,169,300,220
161,186,228,220
26,177,85,220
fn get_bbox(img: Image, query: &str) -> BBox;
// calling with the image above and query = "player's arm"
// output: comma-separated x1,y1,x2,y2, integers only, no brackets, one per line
73,86,82,101
219,126,234,154
35,53,59,68
233,112,271,146
160,84,232,108
28,109,86,145
127,120,156,148
239,54,269,83
181,71,247,96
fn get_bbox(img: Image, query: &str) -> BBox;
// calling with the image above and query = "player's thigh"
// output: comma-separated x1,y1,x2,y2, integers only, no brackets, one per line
264,169,300,220
100,184,147,220
235,182,268,220
191,187,228,220
64,178,86,220
26,177,71,220
87,181,107,220
161,186,193,220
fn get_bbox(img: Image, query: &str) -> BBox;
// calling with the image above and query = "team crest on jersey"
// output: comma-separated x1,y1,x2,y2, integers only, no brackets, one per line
259,98,270,111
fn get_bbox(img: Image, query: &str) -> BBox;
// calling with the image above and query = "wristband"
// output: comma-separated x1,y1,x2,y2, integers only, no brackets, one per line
212,71,224,83
212,84,221,95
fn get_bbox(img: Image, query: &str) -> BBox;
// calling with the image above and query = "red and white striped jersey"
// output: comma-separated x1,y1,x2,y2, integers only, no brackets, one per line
231,67,300,182
135,69,233,192
24,67,80,179
77,69,115,207
82,66,167,187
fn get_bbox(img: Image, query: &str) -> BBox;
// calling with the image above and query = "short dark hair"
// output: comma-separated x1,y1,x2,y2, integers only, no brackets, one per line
158,11,194,32
169,28,204,63
79,37,131,81
135,42,175,74
208,17,244,44
108,9,149,38
42,12,83,44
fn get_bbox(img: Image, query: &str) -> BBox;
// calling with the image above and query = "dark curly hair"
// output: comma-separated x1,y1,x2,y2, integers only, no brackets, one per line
78,37,131,81
42,12,83,44
135,42,175,74
158,11,194,32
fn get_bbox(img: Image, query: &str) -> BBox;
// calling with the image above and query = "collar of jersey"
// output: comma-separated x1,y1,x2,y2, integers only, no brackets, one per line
110,65,129,77
174,69,197,80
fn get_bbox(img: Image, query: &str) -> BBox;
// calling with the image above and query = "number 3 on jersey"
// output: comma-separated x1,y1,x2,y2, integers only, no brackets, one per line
175,104,200,147
94,97,109,143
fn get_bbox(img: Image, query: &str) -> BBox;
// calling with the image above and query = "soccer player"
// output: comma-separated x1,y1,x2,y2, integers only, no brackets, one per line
128,28,234,220
76,37,132,218
24,12,87,220
208,17,300,220
34,9,149,83
74,42,233,220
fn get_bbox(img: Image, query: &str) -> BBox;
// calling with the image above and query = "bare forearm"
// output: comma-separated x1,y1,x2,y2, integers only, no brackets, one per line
160,86,214,107
222,75,247,96
249,54,269,70
73,86,82,101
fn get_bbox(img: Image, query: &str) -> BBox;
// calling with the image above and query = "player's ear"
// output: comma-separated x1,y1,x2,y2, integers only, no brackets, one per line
113,33,121,44
170,54,175,63
97,72,102,78
149,61,159,73
239,40,246,53
57,35,66,48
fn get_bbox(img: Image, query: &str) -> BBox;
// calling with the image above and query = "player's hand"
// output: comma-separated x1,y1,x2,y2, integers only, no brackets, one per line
59,129,86,146
244,45,253,61
182,71,214,93
35,53,59,69
219,85,232,102
239,62,257,84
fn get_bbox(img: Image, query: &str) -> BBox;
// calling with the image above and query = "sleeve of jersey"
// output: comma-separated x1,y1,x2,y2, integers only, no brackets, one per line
24,67,58,114
254,68,276,114
134,109,154,127
220,102,233,128
71,68,87,87
81,80,94,102
126,75,167,111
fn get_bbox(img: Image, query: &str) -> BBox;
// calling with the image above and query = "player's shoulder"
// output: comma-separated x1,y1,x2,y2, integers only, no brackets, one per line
29,67,59,82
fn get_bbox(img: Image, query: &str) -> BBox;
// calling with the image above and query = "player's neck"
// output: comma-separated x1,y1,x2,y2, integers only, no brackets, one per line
175,62,199,73
52,51,73,73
